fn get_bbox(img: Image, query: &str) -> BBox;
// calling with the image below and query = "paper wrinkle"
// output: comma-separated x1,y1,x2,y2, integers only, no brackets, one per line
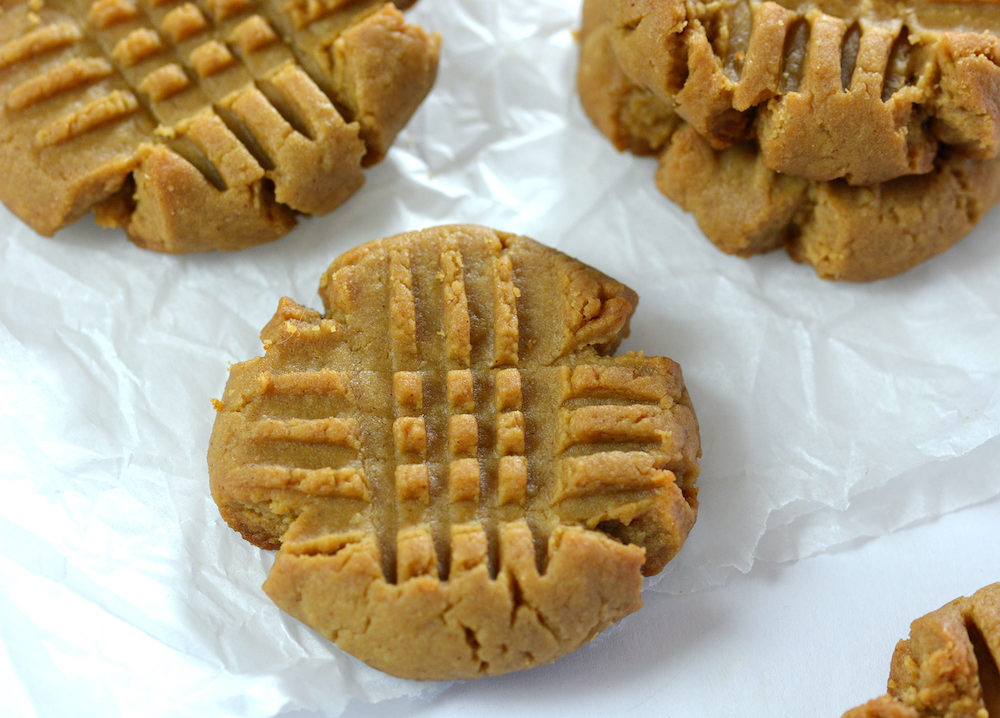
1,0,999,714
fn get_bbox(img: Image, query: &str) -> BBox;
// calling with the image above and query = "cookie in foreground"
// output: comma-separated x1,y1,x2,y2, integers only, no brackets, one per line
208,225,701,680
578,0,1000,281
0,0,438,252
599,0,1000,185
843,582,1000,718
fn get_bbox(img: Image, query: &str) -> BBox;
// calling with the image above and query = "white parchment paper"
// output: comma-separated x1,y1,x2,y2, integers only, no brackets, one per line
2,1,999,715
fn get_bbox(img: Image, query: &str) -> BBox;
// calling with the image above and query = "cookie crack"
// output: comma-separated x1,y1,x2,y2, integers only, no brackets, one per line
462,625,485,670
506,570,561,645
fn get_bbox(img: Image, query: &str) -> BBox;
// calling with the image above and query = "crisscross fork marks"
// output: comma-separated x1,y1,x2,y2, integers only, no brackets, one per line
209,225,702,679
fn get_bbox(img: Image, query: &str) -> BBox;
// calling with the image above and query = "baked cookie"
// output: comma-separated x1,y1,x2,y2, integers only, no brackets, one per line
599,0,1000,185
843,583,1000,718
208,225,700,680
0,0,439,252
579,0,1000,281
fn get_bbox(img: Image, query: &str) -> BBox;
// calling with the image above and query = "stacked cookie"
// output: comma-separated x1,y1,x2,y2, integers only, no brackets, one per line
579,0,1000,280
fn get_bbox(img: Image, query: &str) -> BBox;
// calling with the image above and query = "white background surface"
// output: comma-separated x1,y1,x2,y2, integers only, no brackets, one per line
1,1,999,716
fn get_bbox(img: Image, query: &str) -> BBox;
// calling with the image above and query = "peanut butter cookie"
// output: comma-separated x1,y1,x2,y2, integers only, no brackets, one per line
208,225,701,679
579,0,1000,280
600,0,1000,185
843,583,1000,718
0,0,439,252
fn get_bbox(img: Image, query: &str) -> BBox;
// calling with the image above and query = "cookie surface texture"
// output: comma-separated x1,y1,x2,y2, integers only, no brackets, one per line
578,0,1000,281
843,583,1000,718
208,225,701,680
0,0,439,252
601,0,1000,185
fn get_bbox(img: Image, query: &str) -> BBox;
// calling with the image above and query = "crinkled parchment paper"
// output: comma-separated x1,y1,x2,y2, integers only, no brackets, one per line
2,1,999,715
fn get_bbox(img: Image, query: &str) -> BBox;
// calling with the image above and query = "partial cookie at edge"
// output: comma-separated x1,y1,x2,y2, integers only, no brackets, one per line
578,0,1000,281
842,583,1000,718
0,0,440,252
600,0,1000,185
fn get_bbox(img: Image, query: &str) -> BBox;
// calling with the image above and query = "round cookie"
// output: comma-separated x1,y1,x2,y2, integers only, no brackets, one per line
208,225,701,680
0,0,439,252
598,0,1000,185
578,1,1000,281
843,583,1000,718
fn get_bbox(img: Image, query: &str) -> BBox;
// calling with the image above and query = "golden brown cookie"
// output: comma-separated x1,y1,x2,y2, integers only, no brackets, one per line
0,0,439,252
843,583,1000,718
208,225,700,680
599,0,1000,185
578,0,1000,281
